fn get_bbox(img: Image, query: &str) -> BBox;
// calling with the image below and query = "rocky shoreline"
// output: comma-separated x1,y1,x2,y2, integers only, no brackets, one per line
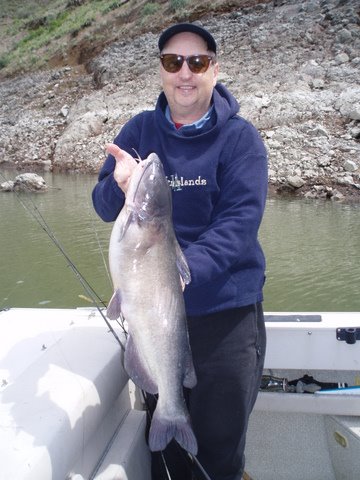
1,0,359,201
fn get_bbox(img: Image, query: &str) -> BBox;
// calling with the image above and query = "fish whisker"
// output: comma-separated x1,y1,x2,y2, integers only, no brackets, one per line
132,148,142,163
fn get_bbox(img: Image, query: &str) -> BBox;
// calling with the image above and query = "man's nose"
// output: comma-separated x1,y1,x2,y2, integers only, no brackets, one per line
178,59,193,78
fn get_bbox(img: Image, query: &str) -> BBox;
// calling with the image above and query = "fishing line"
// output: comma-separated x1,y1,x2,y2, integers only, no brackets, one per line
160,450,172,480
88,212,112,286
85,184,112,288
172,442,213,480
141,391,213,480
0,172,125,349
84,183,128,335
141,391,173,480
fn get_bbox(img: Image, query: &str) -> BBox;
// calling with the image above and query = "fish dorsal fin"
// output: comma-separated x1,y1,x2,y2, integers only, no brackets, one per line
175,241,191,285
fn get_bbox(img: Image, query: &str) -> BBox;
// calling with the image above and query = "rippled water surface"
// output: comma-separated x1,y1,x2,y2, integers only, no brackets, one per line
260,197,359,311
1,171,359,312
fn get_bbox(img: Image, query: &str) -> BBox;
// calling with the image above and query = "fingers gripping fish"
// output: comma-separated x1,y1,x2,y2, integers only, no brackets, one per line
107,152,198,455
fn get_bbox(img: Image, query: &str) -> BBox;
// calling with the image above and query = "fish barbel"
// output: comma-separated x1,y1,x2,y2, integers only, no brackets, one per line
107,152,198,455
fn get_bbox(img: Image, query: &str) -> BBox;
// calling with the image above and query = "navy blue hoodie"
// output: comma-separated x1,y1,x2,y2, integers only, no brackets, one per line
92,83,268,315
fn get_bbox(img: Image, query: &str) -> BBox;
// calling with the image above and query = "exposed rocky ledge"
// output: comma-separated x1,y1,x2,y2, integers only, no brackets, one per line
0,0,359,201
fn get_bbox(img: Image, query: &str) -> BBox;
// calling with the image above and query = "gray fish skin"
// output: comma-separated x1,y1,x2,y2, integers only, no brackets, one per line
107,153,197,455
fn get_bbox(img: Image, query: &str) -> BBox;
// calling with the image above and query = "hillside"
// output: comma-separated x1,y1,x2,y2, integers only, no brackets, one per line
0,0,264,77
0,0,359,200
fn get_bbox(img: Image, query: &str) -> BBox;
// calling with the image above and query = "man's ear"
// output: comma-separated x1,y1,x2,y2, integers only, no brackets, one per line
213,62,219,86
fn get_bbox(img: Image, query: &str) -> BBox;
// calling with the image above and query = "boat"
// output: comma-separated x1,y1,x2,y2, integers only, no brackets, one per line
0,307,149,480
1,308,359,480
245,311,360,480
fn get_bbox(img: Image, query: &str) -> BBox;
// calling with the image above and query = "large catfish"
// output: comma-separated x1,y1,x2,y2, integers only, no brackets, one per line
107,152,198,455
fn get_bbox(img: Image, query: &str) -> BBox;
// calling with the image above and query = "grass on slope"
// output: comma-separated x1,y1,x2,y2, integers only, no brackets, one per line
0,0,188,76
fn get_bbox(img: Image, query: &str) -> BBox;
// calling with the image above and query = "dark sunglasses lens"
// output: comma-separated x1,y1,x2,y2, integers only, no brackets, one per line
161,54,183,73
188,55,211,73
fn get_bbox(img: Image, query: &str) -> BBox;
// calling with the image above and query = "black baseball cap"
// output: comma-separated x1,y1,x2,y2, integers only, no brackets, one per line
158,23,217,54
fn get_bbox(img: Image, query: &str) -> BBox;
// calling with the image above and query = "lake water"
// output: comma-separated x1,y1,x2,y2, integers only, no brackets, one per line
1,171,359,312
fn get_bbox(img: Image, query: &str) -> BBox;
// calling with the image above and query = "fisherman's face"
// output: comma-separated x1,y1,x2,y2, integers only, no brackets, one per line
160,32,219,124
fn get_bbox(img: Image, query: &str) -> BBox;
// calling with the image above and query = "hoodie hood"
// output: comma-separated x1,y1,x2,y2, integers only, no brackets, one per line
155,83,240,138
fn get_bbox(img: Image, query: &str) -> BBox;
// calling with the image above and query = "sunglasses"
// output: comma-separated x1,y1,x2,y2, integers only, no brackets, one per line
160,54,216,74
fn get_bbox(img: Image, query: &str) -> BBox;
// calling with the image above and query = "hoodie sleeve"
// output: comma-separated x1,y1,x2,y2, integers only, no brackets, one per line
91,154,125,222
183,123,268,287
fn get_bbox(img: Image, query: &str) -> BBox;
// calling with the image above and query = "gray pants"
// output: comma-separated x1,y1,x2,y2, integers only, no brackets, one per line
151,303,266,480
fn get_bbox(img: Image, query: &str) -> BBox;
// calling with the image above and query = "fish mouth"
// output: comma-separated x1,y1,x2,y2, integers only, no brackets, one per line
127,154,164,222
131,155,159,203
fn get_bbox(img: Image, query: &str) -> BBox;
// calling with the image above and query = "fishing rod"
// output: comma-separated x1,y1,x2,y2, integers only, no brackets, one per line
0,171,125,350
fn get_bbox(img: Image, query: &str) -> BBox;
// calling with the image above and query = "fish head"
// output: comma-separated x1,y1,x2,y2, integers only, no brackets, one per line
126,153,171,223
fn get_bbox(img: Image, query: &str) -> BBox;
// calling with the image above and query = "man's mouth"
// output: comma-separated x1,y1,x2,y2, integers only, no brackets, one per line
178,85,195,91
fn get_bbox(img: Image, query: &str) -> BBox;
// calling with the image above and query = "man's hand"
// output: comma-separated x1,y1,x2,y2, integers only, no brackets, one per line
106,143,138,193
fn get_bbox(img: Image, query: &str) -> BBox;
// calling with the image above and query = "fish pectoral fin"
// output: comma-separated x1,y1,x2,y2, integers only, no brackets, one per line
124,335,158,395
119,210,135,240
106,289,122,320
175,242,191,285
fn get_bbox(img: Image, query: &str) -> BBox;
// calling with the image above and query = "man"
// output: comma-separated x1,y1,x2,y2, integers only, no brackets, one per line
92,22,267,480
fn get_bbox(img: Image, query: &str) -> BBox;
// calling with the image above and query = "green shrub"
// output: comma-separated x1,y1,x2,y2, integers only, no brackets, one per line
0,55,9,70
102,1,122,14
142,2,159,17
170,0,187,11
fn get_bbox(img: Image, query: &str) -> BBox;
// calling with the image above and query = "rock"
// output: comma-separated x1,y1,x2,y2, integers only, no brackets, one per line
348,110,360,120
53,110,108,168
344,160,358,172
217,72,234,84
337,174,354,186
334,53,349,65
60,105,70,117
336,29,352,44
287,175,305,189
310,125,329,137
13,173,47,192
0,180,15,192
304,190,318,199
335,88,360,120
331,190,345,201
350,126,360,139
310,78,325,89
317,157,331,167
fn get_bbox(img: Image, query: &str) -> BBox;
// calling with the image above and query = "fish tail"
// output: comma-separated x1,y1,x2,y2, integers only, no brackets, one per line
149,407,198,456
